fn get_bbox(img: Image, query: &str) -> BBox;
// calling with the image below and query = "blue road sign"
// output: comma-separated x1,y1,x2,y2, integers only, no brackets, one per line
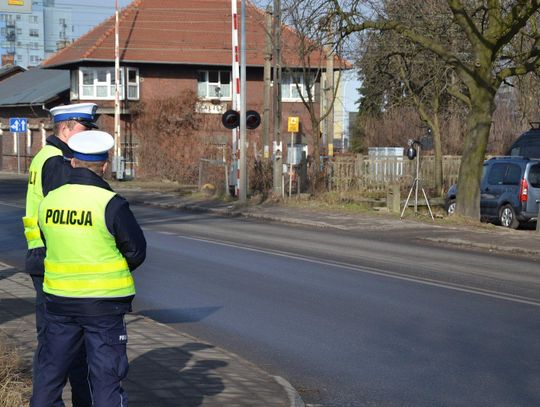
9,118,27,133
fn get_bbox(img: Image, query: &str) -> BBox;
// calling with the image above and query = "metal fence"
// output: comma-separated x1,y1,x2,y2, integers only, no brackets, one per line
330,154,462,193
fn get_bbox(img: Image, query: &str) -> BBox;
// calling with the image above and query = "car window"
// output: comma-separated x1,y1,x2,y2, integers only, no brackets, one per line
511,141,540,158
524,145,540,158
481,164,488,181
487,164,506,185
504,164,521,185
528,164,540,188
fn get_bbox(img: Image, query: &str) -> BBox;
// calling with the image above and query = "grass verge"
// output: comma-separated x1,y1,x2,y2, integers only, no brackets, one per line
0,334,31,406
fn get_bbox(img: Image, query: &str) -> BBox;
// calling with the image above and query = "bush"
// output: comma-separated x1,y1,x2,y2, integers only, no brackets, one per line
132,91,221,184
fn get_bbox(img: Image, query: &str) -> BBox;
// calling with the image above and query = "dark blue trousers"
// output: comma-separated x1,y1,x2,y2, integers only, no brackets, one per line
31,309,129,407
31,275,92,407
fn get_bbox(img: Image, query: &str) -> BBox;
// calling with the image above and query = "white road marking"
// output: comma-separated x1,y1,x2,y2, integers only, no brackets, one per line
0,200,24,209
151,231,540,307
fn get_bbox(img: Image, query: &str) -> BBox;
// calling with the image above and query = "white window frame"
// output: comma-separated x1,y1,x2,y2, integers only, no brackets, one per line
78,67,140,101
126,67,139,100
281,71,314,102
197,70,232,100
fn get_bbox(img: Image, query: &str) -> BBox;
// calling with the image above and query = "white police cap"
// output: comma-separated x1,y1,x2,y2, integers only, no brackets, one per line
68,130,114,162
50,103,99,129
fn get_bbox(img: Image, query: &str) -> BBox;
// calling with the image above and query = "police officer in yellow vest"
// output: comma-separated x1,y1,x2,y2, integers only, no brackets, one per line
23,103,98,406
31,130,146,407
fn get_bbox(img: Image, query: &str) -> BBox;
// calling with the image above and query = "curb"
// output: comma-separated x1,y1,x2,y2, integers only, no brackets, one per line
422,237,540,257
273,376,306,407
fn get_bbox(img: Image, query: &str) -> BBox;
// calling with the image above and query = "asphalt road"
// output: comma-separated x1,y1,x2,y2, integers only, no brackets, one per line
1,176,539,406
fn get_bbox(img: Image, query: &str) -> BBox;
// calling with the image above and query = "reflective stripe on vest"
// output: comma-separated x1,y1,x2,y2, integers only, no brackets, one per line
39,184,135,298
23,145,62,249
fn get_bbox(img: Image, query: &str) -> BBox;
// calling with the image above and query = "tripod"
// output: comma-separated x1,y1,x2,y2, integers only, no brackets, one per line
400,142,434,220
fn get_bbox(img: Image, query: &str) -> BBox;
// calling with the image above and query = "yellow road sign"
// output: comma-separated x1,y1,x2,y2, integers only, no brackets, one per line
288,117,299,133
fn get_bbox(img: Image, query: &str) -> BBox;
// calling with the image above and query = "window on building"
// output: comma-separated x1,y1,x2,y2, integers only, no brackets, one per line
59,18,66,25
29,15,38,24
29,29,39,37
16,15,21,21
16,28,22,35
0,28,5,35
281,71,314,102
126,68,139,100
79,67,140,100
197,70,231,99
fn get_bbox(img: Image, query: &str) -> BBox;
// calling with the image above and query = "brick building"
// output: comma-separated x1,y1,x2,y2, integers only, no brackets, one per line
2,0,335,178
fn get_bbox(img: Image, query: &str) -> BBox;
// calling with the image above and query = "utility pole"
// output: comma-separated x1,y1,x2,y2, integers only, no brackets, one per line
263,6,272,160
114,0,122,179
239,0,247,202
230,0,241,197
272,0,283,195
324,23,334,157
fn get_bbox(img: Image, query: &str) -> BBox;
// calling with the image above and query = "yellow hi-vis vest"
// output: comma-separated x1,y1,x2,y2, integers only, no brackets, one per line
22,145,62,249
38,184,135,298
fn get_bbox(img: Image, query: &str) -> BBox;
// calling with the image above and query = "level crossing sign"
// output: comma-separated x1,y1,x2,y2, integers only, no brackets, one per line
9,118,27,133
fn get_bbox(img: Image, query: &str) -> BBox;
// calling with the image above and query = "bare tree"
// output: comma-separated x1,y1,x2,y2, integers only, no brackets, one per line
329,0,540,219
354,2,463,197
281,0,347,191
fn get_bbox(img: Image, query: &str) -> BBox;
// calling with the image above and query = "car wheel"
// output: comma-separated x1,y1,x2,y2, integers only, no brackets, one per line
446,199,456,215
499,204,520,229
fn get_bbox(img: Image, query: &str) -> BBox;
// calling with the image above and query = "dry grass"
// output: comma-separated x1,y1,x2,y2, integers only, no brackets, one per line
0,335,31,407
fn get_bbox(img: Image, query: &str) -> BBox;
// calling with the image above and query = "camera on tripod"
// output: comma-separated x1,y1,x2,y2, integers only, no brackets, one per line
400,138,434,220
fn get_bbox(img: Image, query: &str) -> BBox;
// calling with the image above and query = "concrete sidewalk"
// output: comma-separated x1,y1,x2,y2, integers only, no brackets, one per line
0,265,299,407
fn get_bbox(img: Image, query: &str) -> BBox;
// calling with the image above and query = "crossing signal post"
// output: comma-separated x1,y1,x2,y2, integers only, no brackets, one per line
221,110,261,130
221,109,261,199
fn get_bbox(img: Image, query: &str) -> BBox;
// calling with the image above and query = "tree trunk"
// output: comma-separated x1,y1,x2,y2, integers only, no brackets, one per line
432,116,444,197
310,116,322,192
455,86,496,219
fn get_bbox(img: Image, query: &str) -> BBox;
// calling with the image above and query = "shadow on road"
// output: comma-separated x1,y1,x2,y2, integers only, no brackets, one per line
0,297,35,324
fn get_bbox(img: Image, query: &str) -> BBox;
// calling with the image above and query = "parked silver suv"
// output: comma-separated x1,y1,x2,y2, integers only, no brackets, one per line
445,157,540,228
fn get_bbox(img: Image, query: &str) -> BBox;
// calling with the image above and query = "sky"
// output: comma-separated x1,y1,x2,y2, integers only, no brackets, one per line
55,0,132,38
53,0,359,113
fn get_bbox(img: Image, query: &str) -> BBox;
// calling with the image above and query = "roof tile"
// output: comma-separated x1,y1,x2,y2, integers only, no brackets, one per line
42,0,325,68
